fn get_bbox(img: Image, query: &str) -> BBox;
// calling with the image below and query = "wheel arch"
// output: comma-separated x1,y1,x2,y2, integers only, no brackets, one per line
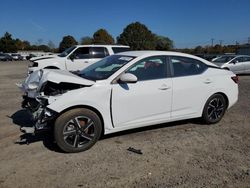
57,105,105,135
210,92,229,109
44,66,60,69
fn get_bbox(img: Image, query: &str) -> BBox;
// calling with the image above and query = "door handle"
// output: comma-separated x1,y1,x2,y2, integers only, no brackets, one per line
158,84,171,90
84,61,89,63
203,79,212,84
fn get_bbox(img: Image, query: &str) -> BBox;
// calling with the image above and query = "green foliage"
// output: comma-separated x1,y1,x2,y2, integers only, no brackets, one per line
92,29,114,44
0,32,18,53
181,44,237,55
59,35,78,52
117,22,156,50
154,35,173,51
81,36,93,45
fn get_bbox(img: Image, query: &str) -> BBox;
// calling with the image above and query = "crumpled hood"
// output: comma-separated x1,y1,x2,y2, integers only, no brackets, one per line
18,69,94,96
40,69,95,85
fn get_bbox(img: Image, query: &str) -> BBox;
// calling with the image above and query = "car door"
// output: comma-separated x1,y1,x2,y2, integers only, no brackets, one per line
228,57,245,74
112,56,172,128
65,47,91,71
242,56,250,73
66,47,109,71
170,56,210,118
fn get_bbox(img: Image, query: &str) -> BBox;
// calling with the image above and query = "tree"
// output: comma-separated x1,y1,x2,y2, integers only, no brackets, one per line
15,39,25,50
22,40,31,50
154,35,173,51
0,32,17,53
117,22,156,50
92,29,114,44
81,36,93,45
194,45,204,54
59,35,78,52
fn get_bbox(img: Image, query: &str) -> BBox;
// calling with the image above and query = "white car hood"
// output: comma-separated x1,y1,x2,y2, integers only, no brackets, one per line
18,69,94,97
40,70,94,85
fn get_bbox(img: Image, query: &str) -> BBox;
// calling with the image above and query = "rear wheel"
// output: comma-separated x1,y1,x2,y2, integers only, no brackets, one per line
54,108,102,153
202,94,227,124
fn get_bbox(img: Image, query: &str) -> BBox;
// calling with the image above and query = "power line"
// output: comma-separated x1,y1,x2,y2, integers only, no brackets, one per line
211,38,214,47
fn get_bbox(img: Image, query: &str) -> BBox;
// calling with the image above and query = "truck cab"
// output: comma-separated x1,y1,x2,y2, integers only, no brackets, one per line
28,45,130,73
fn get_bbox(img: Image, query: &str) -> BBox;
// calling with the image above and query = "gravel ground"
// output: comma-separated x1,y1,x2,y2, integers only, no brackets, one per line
0,61,249,188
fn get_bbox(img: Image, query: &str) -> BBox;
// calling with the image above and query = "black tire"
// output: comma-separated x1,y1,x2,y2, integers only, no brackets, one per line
202,94,227,124
54,108,102,153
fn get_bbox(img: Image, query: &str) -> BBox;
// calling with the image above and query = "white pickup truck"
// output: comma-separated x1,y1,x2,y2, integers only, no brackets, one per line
28,45,130,73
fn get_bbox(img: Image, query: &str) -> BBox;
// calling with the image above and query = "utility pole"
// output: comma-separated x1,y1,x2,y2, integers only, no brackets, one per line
211,38,214,47
219,40,223,46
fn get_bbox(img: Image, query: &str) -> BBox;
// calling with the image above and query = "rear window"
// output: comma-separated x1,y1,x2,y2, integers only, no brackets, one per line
112,47,131,54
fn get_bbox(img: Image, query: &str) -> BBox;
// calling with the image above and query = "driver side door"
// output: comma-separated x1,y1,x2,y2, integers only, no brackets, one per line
228,57,245,73
66,47,95,71
111,56,172,128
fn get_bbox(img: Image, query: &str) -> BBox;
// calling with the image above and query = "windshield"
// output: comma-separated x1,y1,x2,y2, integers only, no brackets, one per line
212,55,236,63
58,46,76,57
79,55,135,81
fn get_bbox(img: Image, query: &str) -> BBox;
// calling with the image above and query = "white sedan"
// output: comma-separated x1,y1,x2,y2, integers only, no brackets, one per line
20,51,238,153
211,55,250,74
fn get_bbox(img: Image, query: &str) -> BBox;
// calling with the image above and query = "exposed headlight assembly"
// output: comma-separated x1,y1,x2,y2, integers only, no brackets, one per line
28,82,39,90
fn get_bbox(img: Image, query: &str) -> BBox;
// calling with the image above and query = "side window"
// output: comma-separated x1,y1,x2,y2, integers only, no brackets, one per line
112,47,131,54
72,47,90,59
90,47,108,58
170,56,207,77
126,56,168,81
234,57,244,63
243,57,250,62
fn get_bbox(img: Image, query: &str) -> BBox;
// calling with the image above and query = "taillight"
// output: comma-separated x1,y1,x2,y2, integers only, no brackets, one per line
231,75,239,84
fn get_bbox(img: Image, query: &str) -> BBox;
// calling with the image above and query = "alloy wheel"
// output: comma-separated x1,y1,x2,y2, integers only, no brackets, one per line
207,97,225,121
63,116,95,148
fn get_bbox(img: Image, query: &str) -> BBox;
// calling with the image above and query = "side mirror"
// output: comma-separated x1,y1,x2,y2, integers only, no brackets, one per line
69,54,76,61
232,60,238,64
119,73,138,84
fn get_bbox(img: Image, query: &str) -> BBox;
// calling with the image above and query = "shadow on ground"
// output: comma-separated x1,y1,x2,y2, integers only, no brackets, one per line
9,109,60,152
9,109,203,153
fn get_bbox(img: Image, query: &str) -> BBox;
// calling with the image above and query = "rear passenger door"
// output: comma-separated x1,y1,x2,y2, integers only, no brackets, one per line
170,56,209,119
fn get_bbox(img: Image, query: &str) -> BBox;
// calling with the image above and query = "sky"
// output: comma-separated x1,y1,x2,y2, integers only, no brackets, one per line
0,0,250,48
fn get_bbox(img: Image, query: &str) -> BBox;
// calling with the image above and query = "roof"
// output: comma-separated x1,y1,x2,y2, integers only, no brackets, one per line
117,50,217,66
75,44,130,48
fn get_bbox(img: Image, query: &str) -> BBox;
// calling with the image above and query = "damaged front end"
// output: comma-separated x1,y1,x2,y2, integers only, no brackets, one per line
21,81,87,133
19,69,94,133
22,95,57,133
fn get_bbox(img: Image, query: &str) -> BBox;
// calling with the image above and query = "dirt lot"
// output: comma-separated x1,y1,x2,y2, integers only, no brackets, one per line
0,61,249,188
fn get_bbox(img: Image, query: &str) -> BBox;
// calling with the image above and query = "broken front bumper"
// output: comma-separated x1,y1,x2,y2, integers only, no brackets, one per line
22,95,57,132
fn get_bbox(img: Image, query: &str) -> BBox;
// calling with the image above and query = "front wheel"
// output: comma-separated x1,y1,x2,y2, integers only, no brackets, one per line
202,94,227,124
54,108,102,153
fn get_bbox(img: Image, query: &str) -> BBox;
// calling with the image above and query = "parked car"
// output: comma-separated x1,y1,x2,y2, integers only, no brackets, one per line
19,51,238,153
211,55,250,74
11,53,23,60
26,54,37,60
28,45,130,74
0,53,13,61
